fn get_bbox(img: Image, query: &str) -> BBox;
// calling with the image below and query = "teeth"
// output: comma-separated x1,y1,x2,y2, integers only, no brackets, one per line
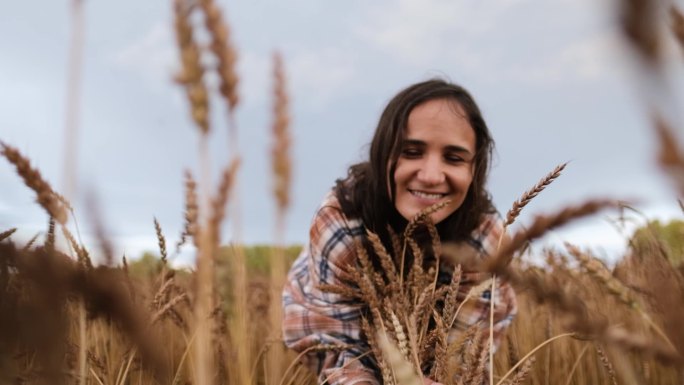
411,190,443,200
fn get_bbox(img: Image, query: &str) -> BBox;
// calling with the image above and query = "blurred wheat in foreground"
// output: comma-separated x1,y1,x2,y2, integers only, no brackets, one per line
2,0,684,384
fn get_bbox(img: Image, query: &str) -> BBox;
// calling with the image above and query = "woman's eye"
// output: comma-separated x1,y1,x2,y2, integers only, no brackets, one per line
445,154,464,163
401,148,422,158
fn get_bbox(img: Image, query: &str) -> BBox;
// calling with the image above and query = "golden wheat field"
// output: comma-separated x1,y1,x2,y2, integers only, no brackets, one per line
3,1,684,384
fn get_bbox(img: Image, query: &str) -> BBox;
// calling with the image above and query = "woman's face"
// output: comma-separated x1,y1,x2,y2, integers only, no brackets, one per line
393,98,476,224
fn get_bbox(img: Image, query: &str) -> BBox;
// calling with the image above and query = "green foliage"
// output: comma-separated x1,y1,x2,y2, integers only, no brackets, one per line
217,244,302,276
629,219,684,266
128,251,165,279
131,244,303,278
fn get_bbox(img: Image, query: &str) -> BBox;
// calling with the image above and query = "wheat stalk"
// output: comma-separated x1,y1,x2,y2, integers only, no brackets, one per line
176,169,198,252
653,113,684,196
267,49,291,385
507,356,536,385
378,331,422,385
199,0,239,111
271,51,291,213
486,199,618,274
505,162,567,226
62,226,92,268
153,217,168,265
673,5,684,51
595,344,618,385
208,158,241,248
619,0,662,62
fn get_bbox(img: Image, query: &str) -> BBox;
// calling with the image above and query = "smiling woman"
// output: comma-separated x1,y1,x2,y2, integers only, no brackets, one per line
282,79,517,385
393,98,476,225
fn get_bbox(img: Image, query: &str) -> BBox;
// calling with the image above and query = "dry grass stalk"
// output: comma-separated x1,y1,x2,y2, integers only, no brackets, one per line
62,226,92,269
361,317,394,385
595,344,618,385
603,327,680,365
267,51,292,385
199,0,239,111
23,232,41,251
378,331,422,385
173,0,210,135
367,229,399,289
45,217,56,253
441,264,462,331
619,0,662,62
484,199,618,275
672,5,684,51
505,162,567,226
566,243,638,308
208,158,241,248
1,142,68,224
0,228,17,243
321,198,511,385
193,227,215,385
153,217,167,265
151,293,188,324
403,200,450,239
176,169,199,252
387,224,403,259
506,355,535,385
87,196,115,266
271,51,291,214
653,113,684,196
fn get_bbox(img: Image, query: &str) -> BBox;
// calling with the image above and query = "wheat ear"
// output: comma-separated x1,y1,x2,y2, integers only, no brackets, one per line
619,0,662,61
595,344,618,385
153,217,168,265
654,113,684,197
208,158,241,247
508,356,536,385
271,51,291,213
0,228,17,243
487,199,618,274
378,331,422,385
173,0,210,134
176,169,198,252
199,0,239,110
673,5,684,51
1,142,68,224
505,162,567,226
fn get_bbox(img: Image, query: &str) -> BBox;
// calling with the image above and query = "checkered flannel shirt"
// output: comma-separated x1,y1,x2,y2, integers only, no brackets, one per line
282,191,517,385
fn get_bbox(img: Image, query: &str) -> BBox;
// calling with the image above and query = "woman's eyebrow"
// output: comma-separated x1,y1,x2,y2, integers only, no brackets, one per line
445,144,473,155
401,139,425,147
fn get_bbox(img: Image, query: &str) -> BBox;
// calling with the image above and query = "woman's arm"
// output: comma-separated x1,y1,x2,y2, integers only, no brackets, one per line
282,200,380,385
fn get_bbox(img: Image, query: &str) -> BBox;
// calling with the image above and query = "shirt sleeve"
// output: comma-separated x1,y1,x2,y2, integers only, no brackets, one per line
282,199,380,385
449,213,518,352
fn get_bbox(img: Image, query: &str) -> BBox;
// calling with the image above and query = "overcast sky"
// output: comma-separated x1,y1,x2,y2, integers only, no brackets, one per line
2,0,684,266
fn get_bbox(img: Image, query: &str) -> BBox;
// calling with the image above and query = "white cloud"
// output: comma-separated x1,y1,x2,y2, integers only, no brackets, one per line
112,21,176,91
355,0,521,67
239,47,357,109
287,48,356,107
507,30,630,84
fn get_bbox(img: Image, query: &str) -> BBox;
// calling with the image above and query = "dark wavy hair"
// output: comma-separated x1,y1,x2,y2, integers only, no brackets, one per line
335,79,496,245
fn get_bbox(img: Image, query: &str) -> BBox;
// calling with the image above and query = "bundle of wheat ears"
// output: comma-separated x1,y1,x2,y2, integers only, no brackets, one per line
320,201,521,385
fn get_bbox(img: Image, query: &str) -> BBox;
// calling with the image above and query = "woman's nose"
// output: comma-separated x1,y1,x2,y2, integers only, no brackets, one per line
417,157,445,185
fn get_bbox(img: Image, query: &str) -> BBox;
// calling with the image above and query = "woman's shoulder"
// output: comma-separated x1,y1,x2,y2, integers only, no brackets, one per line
309,190,364,238
468,211,504,257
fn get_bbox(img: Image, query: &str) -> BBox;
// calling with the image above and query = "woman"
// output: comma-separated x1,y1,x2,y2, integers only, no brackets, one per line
282,79,517,385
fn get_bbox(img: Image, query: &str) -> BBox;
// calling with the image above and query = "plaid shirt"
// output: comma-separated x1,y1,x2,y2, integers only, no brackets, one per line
282,191,517,385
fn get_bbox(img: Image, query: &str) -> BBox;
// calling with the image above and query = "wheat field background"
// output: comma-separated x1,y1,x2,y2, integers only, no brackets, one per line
2,0,684,384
